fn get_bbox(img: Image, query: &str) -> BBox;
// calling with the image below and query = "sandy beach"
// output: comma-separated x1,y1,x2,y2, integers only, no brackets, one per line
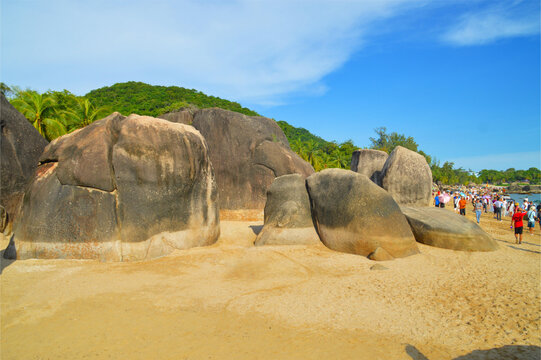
1,208,540,360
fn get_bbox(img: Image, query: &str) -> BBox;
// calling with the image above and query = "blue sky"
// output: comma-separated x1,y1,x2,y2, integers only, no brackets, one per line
2,0,539,171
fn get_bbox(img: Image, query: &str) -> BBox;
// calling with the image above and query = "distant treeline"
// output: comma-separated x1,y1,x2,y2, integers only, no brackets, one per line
476,168,540,185
2,81,538,185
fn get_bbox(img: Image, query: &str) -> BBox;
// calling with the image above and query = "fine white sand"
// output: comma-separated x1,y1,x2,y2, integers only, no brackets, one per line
1,209,539,359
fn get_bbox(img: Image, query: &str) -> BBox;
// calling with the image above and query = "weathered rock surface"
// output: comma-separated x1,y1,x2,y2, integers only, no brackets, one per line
379,146,432,207
158,109,194,125
192,108,314,211
0,94,48,223
350,149,388,183
9,114,220,261
255,174,320,246
400,206,498,251
0,205,7,233
507,183,541,194
306,169,419,260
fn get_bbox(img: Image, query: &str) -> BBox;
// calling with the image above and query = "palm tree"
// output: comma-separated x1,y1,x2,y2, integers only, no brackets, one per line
303,139,323,171
63,97,110,131
11,90,67,140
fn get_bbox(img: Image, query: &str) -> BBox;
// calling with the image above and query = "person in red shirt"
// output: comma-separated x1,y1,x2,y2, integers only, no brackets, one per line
511,208,527,244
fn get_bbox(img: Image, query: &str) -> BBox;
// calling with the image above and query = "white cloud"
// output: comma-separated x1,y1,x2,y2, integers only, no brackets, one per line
442,2,540,46
2,0,425,104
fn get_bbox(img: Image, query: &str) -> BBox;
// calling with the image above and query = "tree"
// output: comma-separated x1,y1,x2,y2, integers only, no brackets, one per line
369,127,418,153
64,97,111,130
303,139,323,171
0,82,12,97
10,90,67,140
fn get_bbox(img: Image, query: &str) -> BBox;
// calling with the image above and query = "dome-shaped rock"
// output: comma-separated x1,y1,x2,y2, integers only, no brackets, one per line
306,169,419,261
0,94,48,225
350,149,388,184
255,174,320,246
379,146,432,207
158,109,194,125
192,108,314,215
10,114,219,261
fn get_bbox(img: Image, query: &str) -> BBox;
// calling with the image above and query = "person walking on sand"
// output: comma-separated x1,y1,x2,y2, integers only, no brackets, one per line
511,207,527,244
508,202,515,216
494,197,502,221
459,196,467,216
474,198,483,224
522,199,529,212
527,206,537,235
501,199,507,217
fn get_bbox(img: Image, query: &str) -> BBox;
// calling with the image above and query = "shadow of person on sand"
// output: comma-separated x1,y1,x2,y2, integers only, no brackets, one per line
249,225,263,235
506,245,541,254
0,235,16,274
494,237,540,247
405,344,541,360
494,238,541,254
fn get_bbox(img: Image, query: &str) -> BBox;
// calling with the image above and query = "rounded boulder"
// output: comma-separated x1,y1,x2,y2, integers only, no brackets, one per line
379,146,432,207
10,114,220,261
192,108,314,215
255,174,320,246
350,149,388,184
306,169,419,261
400,206,498,251
0,94,48,225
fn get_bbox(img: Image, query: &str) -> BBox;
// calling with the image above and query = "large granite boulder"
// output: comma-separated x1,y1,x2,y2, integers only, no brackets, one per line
0,94,48,224
255,174,320,246
400,207,498,251
158,109,194,125
306,169,419,261
378,146,432,207
192,108,314,212
350,149,388,183
9,113,220,261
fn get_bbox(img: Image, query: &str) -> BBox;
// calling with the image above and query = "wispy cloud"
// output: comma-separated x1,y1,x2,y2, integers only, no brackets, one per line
442,1,540,46
2,0,426,104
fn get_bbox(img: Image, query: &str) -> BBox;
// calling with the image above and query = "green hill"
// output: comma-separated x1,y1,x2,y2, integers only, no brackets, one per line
84,81,354,171
85,81,259,117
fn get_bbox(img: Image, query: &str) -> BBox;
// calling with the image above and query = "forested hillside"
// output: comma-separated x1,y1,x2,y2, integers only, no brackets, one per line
86,82,259,117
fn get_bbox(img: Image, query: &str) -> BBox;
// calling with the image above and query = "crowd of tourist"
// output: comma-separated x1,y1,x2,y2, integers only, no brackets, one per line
432,189,540,245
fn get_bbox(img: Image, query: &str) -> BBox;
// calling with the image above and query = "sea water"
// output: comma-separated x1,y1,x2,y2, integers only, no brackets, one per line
508,193,541,205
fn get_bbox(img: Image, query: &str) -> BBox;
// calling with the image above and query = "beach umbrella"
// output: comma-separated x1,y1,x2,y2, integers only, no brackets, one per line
441,193,451,204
